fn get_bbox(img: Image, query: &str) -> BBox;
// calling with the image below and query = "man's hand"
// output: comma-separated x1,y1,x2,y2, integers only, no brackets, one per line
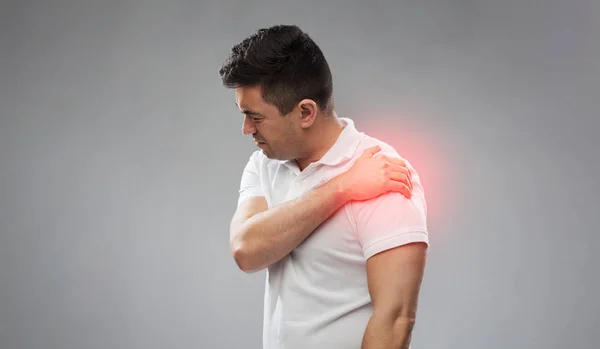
338,145,413,201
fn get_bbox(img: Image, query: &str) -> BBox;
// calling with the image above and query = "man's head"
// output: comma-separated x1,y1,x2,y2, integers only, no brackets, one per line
219,25,335,160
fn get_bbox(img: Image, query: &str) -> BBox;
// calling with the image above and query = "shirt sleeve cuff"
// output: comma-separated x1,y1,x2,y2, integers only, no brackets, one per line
363,229,429,260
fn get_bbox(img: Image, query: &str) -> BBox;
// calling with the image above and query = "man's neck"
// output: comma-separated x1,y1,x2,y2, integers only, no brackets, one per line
295,112,345,171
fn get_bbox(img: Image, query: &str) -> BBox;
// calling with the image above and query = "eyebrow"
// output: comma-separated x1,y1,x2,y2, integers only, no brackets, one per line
235,103,262,117
242,109,262,116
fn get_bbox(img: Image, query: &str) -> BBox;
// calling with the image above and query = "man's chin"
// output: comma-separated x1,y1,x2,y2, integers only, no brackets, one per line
261,149,276,159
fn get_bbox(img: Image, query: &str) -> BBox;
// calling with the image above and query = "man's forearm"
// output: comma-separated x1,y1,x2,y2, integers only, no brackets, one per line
232,177,349,273
362,313,415,349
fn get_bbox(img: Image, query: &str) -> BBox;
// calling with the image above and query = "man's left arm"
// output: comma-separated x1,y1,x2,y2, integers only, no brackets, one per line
361,242,427,349
351,158,429,349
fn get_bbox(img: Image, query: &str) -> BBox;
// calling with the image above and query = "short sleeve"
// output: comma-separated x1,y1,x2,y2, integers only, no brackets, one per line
237,151,265,207
351,188,429,260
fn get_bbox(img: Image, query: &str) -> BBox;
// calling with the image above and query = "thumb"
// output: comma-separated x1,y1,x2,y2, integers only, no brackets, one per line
361,145,381,158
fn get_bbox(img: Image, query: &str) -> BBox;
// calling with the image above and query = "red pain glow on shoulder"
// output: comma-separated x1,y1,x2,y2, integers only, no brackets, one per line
357,117,451,225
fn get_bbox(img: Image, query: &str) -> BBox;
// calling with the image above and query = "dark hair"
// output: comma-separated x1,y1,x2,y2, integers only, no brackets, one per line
219,25,334,115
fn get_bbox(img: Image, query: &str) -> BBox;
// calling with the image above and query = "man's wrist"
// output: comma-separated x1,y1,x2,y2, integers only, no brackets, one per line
328,174,352,204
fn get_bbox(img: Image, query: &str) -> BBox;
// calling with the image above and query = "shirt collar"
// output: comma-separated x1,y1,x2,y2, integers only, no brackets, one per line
315,117,363,166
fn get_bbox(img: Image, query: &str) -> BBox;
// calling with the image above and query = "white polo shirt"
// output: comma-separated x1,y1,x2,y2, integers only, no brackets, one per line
236,117,429,349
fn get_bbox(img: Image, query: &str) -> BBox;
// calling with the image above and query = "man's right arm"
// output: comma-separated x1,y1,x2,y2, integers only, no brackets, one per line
229,177,348,273
230,145,413,273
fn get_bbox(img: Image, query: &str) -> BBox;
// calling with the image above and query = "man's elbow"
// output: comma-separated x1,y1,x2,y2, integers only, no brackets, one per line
393,314,417,332
388,308,417,340
374,306,418,332
230,239,262,273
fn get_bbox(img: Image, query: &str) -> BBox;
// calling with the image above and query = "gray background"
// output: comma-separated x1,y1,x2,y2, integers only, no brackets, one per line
1,0,598,348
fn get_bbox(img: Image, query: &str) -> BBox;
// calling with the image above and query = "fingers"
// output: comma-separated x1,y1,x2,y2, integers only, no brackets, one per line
378,155,413,193
389,163,412,183
387,169,412,191
377,155,411,181
364,147,414,198
387,180,412,199
361,145,382,158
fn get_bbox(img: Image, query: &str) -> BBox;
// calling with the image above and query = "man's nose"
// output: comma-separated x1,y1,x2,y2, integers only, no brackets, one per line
241,115,256,135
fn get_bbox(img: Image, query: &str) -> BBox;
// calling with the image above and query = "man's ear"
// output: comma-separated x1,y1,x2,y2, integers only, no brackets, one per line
297,99,318,129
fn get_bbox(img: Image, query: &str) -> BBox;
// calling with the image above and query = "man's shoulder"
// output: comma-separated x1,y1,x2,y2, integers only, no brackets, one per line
353,134,402,160
352,133,426,200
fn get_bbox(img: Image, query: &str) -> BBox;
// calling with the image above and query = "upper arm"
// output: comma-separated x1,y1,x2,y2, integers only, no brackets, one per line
352,189,429,260
351,180,429,317
366,242,427,319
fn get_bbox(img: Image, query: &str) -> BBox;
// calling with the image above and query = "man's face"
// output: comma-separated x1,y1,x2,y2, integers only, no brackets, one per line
235,86,302,160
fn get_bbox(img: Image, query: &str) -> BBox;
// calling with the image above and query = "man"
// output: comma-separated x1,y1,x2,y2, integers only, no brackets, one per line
219,25,429,349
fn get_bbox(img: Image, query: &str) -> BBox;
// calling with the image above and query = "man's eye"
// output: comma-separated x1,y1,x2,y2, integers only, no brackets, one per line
243,113,262,123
